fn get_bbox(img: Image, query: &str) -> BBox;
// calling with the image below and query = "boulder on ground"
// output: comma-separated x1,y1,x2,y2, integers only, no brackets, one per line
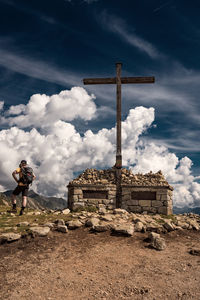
85,217,100,227
0,232,21,243
57,225,68,233
188,220,200,230
163,220,175,232
100,214,113,222
98,207,107,214
30,226,50,237
134,221,144,232
92,222,111,232
43,222,54,228
67,220,83,229
112,224,134,236
113,208,128,215
54,219,65,226
62,209,70,215
148,232,166,251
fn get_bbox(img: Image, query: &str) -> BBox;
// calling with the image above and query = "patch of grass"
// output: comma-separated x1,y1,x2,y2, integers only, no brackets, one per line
0,205,74,234
154,218,165,224
72,205,98,213
160,214,177,222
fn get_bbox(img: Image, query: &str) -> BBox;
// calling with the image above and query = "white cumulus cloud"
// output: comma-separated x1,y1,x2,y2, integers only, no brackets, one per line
1,87,96,129
0,87,200,208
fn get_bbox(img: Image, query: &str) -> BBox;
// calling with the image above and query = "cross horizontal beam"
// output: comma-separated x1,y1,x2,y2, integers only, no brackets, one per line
83,76,155,85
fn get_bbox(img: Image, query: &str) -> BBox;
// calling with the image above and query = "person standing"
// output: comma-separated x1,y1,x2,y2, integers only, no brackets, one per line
9,160,36,215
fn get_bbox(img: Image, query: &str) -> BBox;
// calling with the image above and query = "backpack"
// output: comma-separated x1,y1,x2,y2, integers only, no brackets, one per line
21,166,34,185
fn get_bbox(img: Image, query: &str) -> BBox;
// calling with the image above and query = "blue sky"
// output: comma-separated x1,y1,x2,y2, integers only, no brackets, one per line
0,0,200,207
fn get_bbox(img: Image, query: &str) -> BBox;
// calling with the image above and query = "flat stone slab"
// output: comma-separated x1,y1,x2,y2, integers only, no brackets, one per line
0,233,21,243
112,224,134,236
30,226,50,236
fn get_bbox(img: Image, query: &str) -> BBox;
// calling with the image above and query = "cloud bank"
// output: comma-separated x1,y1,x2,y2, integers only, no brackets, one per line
0,86,200,207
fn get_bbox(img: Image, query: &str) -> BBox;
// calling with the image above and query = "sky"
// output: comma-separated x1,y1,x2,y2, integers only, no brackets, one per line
0,0,200,208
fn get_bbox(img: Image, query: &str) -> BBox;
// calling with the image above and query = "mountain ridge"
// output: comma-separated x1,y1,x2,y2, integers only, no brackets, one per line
0,190,67,210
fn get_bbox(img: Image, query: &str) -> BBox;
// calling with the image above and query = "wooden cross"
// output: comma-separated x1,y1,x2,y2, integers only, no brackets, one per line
83,63,155,207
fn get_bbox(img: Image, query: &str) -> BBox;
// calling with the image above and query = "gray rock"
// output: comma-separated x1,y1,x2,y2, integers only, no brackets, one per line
57,225,68,233
43,222,54,228
148,232,160,240
17,222,29,227
163,220,175,232
134,221,144,232
86,217,100,227
112,224,134,236
67,220,83,229
30,226,50,237
100,214,113,222
146,222,162,232
98,207,107,214
93,222,111,232
148,232,166,251
0,232,21,243
54,219,65,226
113,208,128,215
151,236,166,251
188,220,200,230
62,209,70,215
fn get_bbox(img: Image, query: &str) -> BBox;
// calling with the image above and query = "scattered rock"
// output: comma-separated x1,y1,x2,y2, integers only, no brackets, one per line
163,220,175,232
57,225,68,233
112,224,134,236
0,232,21,243
148,232,166,251
92,222,111,232
67,220,83,230
188,220,200,230
100,214,113,222
134,221,144,232
34,211,41,216
17,222,29,227
98,207,107,214
54,219,65,226
86,217,100,227
30,226,50,237
43,222,54,228
62,209,70,215
113,208,128,215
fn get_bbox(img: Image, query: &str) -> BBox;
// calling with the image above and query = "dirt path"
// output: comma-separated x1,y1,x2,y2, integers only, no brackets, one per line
0,229,200,300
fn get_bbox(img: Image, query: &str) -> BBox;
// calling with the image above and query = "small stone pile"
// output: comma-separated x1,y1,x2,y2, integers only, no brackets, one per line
70,168,172,188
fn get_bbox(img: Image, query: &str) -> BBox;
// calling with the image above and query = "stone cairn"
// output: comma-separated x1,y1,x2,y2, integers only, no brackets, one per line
70,167,172,188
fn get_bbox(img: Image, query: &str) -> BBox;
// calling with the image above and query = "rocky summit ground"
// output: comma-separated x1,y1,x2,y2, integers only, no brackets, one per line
0,207,200,300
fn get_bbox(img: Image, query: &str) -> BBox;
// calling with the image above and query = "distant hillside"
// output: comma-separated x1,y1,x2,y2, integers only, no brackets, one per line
173,206,200,214
1,190,67,210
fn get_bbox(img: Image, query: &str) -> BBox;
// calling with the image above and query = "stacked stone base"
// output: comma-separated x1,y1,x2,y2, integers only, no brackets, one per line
68,184,173,215
121,186,173,215
68,184,116,211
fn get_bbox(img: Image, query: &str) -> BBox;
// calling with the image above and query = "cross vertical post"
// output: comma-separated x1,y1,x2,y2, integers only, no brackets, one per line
83,63,155,208
116,62,122,169
115,62,122,208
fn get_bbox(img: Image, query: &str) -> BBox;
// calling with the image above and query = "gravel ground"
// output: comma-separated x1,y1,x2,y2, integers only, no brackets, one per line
0,228,200,300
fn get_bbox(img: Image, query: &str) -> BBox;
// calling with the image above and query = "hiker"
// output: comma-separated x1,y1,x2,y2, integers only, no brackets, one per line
9,160,36,215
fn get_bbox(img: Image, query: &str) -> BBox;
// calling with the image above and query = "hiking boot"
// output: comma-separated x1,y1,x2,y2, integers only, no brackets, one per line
7,208,17,213
19,209,25,216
